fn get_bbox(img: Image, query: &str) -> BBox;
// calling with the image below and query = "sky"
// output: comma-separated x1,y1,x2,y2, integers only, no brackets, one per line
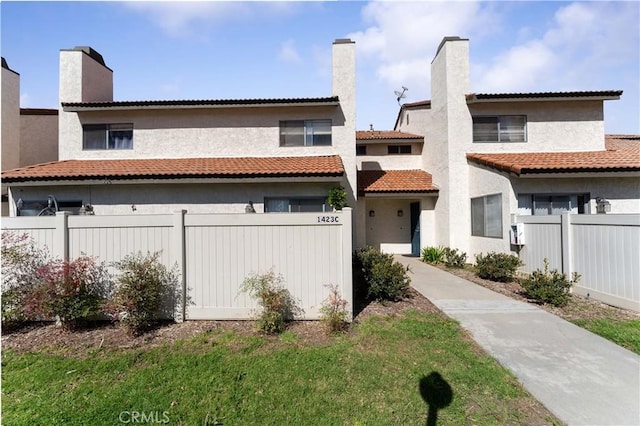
2,1,639,134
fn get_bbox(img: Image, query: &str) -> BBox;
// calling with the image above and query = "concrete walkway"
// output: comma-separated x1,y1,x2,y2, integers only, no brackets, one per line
395,255,640,426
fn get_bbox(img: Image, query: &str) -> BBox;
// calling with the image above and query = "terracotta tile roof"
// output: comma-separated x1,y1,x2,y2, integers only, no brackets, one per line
358,170,438,194
62,97,339,111
466,135,640,175
466,90,622,103
356,130,423,141
2,156,344,183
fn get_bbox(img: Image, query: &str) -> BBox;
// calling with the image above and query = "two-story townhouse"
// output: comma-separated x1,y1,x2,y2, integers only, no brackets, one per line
387,36,639,259
2,40,357,218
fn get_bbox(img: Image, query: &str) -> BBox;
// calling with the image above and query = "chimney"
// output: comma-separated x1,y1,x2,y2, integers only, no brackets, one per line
1,57,20,171
332,39,356,121
430,36,469,111
59,46,113,104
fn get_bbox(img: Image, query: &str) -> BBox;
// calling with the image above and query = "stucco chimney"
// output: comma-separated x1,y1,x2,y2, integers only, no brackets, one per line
59,46,113,104
1,57,20,171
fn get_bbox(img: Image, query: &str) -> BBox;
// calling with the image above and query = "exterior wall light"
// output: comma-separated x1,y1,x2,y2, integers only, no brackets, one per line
369,210,375,217
397,209,403,217
596,197,611,214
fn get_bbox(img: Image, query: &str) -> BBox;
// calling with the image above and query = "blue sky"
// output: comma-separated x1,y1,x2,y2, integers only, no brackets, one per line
2,1,638,134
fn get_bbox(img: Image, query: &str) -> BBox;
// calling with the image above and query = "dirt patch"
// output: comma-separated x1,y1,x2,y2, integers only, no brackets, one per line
435,264,639,322
1,288,442,355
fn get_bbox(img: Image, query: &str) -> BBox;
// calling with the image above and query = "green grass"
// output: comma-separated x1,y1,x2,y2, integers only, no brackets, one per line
2,311,557,425
571,318,640,355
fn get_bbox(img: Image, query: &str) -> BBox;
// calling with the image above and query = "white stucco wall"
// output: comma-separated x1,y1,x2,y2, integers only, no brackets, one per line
468,101,606,153
364,198,413,253
2,64,20,171
20,113,58,166
10,181,338,215
357,142,423,170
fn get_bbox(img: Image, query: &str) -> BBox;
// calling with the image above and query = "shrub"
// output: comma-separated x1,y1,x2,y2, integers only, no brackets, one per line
319,284,350,334
29,255,112,329
442,247,467,269
1,233,49,326
520,259,580,307
240,270,302,334
421,246,445,264
353,247,410,302
105,251,179,335
475,252,523,282
327,186,348,211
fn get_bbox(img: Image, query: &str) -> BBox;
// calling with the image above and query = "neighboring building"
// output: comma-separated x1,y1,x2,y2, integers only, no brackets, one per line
387,36,639,259
2,37,639,260
2,41,356,218
1,58,59,216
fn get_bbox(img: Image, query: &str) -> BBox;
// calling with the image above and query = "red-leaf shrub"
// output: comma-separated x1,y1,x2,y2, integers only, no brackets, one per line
28,256,112,328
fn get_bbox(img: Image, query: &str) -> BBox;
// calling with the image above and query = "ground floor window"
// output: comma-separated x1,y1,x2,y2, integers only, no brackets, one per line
264,197,330,213
16,198,82,216
517,193,589,215
471,193,502,238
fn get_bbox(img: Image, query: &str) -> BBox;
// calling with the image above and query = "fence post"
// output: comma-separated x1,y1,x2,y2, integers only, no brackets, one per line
173,210,187,322
561,211,573,277
341,207,354,321
54,211,70,261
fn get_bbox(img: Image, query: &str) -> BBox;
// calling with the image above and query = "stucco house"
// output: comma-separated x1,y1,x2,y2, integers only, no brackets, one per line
1,58,59,215
2,40,356,219
358,36,639,259
2,36,639,261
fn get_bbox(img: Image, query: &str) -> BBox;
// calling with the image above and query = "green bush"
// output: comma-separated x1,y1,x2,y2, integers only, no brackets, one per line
327,186,347,210
443,247,467,269
240,270,302,334
29,256,112,329
353,247,410,302
1,233,49,326
475,252,523,282
105,251,179,335
319,284,350,334
421,246,445,264
520,259,580,307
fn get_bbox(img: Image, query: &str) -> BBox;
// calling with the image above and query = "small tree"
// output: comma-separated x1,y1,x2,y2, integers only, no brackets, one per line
319,284,350,334
105,251,179,335
240,270,302,334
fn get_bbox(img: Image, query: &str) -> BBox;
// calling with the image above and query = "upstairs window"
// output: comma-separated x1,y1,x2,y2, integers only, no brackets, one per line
280,120,332,147
83,124,133,150
387,145,411,154
356,145,367,156
473,116,526,143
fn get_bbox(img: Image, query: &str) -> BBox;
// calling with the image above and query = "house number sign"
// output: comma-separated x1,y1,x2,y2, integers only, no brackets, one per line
317,216,339,223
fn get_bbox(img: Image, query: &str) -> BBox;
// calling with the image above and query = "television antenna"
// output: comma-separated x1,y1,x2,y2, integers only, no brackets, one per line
394,86,408,104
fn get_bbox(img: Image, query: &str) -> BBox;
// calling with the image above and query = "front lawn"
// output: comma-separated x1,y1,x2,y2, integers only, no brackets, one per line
570,318,640,354
2,310,558,425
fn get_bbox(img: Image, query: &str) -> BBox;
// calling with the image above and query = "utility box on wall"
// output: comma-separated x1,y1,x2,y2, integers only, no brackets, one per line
510,223,525,245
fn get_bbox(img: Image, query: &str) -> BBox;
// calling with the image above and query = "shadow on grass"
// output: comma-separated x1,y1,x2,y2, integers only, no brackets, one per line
419,372,453,426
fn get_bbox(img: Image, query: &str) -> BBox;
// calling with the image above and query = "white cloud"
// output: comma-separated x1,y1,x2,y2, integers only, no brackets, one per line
476,2,640,93
278,39,301,64
347,1,499,100
20,93,31,107
124,2,299,39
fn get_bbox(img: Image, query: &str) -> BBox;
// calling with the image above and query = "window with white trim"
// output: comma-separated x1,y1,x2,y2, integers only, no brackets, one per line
517,194,589,216
279,120,332,146
83,124,133,150
264,197,331,213
472,116,526,143
471,193,502,238
387,144,411,154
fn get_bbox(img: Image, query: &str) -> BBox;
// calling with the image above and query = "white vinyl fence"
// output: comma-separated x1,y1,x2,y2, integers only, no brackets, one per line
514,212,640,312
2,209,353,320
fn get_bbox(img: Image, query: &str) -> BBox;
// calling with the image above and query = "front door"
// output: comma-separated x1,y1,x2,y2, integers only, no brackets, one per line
410,202,420,256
